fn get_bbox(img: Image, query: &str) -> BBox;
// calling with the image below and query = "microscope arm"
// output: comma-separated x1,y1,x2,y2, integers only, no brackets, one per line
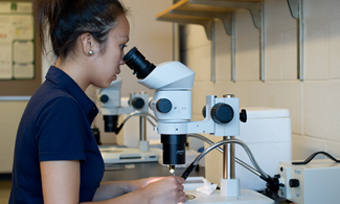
181,138,270,181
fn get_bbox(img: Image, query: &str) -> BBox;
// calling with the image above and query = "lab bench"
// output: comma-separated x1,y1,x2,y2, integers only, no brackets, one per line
102,162,205,181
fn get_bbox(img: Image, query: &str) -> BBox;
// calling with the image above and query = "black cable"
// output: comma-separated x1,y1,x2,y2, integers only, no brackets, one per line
292,151,340,165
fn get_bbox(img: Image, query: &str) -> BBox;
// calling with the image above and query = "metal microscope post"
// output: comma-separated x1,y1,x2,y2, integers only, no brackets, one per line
223,94,236,180
139,116,147,141
224,136,236,179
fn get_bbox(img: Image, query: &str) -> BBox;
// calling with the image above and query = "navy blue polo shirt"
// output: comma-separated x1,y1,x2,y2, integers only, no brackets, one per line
9,66,105,204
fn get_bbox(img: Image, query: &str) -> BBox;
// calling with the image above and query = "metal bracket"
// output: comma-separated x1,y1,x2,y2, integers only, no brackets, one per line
287,0,303,81
259,2,265,82
287,0,300,19
231,12,236,82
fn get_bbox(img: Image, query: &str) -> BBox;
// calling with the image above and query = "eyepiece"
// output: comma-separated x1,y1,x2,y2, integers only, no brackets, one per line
123,47,156,79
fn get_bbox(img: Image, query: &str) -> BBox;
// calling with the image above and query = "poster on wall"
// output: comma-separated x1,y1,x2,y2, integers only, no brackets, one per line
0,1,34,80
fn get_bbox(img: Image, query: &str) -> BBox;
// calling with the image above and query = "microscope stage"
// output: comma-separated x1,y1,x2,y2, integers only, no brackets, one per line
183,189,273,204
100,147,161,164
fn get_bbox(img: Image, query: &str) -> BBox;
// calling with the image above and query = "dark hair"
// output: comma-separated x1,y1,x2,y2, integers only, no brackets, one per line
35,0,127,59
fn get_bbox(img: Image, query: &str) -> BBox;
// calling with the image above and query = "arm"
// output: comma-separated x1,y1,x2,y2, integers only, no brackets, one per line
40,160,81,204
40,160,186,204
92,178,160,201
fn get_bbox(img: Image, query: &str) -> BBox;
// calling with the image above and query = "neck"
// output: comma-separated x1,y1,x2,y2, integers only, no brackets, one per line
55,58,89,91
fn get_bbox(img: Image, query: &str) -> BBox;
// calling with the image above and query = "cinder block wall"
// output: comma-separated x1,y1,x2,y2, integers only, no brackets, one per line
181,0,340,179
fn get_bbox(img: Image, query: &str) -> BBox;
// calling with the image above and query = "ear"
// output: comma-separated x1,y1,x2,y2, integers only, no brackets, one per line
80,33,94,56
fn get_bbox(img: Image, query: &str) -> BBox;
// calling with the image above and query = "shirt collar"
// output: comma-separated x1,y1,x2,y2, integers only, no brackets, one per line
45,66,98,120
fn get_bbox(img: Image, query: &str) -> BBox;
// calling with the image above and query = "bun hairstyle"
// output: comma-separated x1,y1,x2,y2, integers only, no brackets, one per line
35,0,127,59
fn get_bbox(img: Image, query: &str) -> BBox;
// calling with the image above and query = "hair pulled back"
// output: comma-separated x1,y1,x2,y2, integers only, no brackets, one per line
35,0,127,59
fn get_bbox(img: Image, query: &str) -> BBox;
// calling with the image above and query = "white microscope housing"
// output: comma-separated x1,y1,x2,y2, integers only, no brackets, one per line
124,47,241,166
139,61,240,137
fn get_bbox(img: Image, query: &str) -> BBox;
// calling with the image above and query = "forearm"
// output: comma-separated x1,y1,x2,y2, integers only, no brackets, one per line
92,180,137,201
82,188,149,204
81,177,185,204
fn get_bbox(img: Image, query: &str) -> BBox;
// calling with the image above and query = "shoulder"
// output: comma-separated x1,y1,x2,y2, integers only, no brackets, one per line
29,80,80,109
46,94,83,115
33,92,84,127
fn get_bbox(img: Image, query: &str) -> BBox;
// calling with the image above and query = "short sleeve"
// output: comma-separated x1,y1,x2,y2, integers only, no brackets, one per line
36,96,88,162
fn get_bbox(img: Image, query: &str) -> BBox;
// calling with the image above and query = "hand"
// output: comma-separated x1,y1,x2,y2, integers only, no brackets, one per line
141,176,186,204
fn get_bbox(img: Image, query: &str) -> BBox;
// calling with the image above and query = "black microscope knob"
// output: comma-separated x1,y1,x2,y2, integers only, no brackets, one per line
156,98,172,113
132,97,145,109
100,95,109,103
240,109,247,123
289,179,300,188
211,103,234,124
202,106,206,118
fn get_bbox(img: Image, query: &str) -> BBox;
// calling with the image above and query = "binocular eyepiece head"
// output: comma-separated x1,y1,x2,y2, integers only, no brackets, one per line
123,47,156,79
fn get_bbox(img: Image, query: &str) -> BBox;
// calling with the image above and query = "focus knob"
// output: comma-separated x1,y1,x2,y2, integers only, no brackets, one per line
202,106,206,118
156,98,172,113
211,103,234,124
240,109,247,123
100,95,109,103
289,179,300,188
132,97,145,109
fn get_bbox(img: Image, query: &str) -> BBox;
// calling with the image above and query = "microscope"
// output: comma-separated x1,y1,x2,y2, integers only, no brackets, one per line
97,78,161,164
123,47,275,204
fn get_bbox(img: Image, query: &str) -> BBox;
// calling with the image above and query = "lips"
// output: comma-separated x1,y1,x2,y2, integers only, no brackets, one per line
112,68,120,80
116,67,121,75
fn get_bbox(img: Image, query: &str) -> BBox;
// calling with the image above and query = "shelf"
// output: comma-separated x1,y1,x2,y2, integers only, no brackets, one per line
156,0,228,40
156,0,263,40
190,0,262,29
156,0,303,81
156,4,215,40
156,0,264,83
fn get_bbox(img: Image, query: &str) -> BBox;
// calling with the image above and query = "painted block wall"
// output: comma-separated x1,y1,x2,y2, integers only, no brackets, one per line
0,101,28,173
181,0,340,187
0,0,173,173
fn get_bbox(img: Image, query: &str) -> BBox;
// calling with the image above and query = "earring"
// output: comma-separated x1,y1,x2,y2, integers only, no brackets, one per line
88,50,94,56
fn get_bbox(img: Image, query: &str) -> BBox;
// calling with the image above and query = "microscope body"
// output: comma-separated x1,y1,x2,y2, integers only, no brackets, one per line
126,54,241,165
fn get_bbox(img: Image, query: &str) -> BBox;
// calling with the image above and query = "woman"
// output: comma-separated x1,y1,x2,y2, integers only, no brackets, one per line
9,0,186,203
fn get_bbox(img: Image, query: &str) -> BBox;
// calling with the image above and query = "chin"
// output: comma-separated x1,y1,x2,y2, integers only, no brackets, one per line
94,82,110,89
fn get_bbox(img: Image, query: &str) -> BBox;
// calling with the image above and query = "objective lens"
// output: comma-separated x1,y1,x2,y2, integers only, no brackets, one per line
161,134,187,165
123,47,156,79
103,115,118,133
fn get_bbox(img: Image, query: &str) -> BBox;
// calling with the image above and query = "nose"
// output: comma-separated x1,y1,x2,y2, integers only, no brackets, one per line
119,58,125,65
120,52,125,65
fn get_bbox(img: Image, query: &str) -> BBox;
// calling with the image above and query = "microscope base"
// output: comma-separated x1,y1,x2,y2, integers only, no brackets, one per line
100,147,161,164
184,189,274,204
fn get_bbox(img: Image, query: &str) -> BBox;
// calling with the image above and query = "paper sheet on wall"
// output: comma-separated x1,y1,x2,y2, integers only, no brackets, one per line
0,2,34,80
